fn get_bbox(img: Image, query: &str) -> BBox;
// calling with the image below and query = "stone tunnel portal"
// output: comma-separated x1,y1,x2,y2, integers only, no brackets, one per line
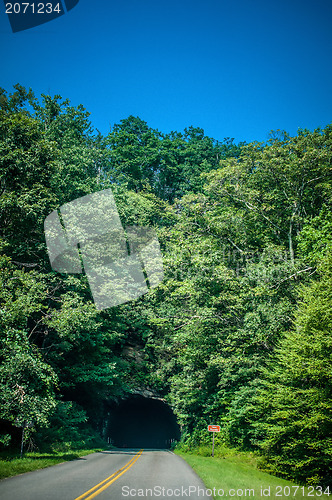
107,396,181,449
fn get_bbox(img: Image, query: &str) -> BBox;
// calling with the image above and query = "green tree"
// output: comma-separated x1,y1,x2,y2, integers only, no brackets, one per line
254,254,332,486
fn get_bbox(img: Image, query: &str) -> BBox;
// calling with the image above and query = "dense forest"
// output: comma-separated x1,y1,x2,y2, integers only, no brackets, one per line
0,84,331,487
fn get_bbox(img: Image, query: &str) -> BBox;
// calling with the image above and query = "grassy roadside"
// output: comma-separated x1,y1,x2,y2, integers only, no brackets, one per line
175,447,327,499
0,448,105,480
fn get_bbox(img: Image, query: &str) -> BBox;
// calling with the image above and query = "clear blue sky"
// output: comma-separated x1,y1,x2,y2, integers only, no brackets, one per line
1,0,332,143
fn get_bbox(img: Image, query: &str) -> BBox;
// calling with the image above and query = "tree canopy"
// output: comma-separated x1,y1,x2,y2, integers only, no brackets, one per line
0,84,331,485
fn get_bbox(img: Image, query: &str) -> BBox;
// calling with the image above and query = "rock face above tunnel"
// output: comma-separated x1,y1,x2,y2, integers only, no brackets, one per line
131,388,164,399
106,395,180,449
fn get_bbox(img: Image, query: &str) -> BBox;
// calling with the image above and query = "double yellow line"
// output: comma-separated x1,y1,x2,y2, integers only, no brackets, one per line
75,449,143,500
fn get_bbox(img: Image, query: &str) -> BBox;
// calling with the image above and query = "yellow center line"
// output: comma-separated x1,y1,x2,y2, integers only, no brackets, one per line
74,449,143,500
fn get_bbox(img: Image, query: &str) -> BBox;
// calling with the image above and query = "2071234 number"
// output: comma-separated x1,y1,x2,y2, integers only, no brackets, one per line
275,485,331,496
5,3,62,14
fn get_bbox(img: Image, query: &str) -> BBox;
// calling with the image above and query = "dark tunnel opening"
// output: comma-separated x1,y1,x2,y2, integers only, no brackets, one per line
107,396,181,449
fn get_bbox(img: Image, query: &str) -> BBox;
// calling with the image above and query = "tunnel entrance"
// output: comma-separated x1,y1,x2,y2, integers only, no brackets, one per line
107,396,181,449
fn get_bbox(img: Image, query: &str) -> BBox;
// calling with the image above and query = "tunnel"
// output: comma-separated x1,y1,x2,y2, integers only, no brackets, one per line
106,396,181,449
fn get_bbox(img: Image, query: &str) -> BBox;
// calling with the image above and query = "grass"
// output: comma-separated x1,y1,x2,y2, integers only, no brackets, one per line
175,446,329,499
0,448,105,480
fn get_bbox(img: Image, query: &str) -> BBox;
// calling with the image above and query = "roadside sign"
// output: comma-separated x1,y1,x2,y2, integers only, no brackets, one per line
208,425,220,457
208,425,220,432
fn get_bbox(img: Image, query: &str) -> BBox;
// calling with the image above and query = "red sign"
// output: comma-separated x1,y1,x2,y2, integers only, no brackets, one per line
208,425,220,432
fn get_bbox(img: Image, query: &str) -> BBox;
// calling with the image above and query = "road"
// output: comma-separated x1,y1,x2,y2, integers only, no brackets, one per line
0,449,209,500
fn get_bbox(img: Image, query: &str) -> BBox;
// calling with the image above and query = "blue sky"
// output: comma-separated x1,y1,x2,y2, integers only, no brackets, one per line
1,0,332,143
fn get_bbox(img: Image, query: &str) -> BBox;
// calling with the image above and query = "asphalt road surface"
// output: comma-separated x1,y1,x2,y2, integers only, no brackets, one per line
0,449,209,500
